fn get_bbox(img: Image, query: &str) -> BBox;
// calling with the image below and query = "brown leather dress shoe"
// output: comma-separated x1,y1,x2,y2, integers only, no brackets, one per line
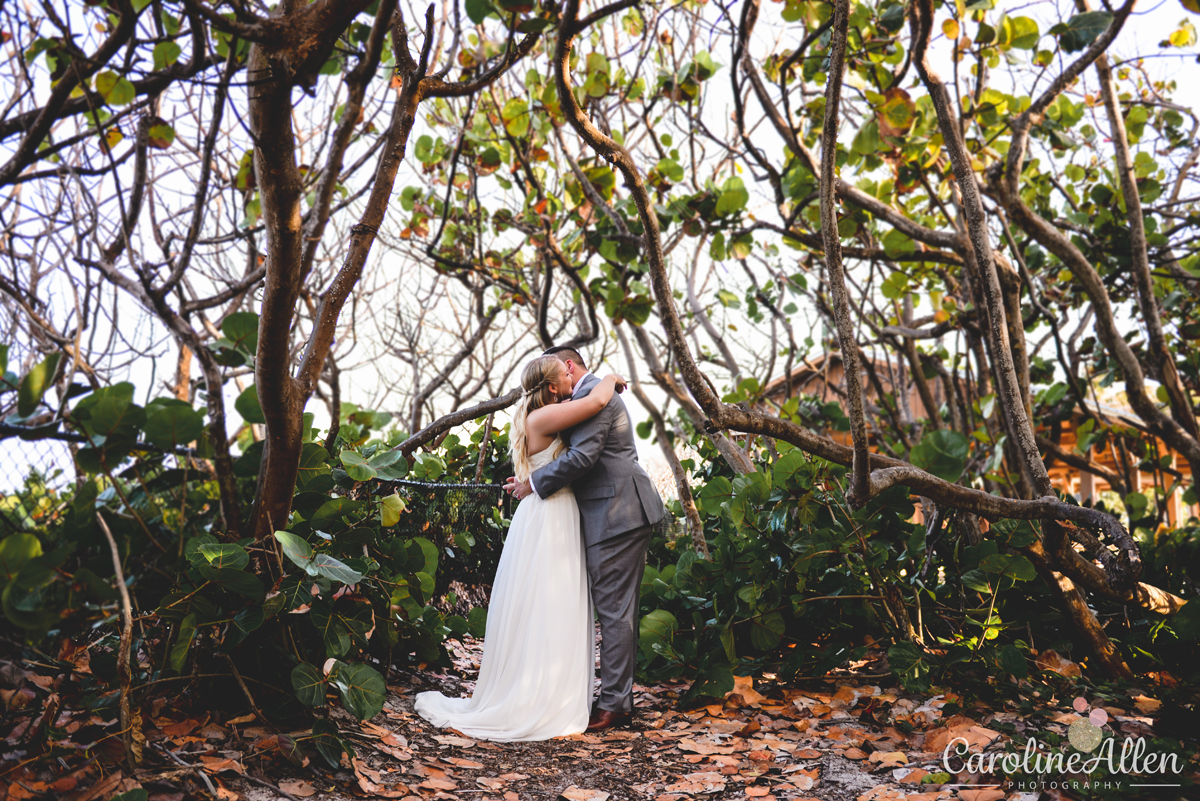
586,709,632,732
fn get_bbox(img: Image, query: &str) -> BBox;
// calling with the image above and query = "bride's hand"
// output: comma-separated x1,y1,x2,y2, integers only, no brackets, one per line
606,374,627,393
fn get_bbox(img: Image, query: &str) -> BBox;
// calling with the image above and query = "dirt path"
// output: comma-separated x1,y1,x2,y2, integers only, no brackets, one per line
224,635,1179,801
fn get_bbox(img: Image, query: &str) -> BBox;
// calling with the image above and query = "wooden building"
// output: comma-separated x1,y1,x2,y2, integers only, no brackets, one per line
761,353,1198,525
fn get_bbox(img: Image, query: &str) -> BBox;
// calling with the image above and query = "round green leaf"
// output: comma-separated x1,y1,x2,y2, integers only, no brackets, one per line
95,70,136,106
198,543,250,571
235,384,266,424
143,404,204,447
291,663,327,707
910,430,970,483
152,41,182,70
221,312,259,354
340,450,377,482
0,534,43,588
331,662,387,720
749,610,785,651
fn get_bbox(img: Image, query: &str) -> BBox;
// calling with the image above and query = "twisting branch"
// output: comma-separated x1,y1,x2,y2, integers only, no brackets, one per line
1086,0,1200,446
815,0,869,505
396,388,521,458
908,0,1053,499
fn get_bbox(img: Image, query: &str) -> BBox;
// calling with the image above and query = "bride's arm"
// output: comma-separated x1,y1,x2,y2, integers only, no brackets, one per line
527,375,625,438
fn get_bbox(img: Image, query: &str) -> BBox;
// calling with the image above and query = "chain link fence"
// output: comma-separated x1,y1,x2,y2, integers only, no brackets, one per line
0,433,77,535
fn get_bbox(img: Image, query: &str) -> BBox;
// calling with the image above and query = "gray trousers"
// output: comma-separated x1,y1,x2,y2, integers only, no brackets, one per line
586,523,654,713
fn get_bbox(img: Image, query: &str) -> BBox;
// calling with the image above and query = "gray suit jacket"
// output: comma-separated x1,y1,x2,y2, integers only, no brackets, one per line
531,373,665,546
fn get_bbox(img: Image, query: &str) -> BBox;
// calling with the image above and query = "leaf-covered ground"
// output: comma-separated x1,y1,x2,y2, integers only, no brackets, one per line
2,633,1196,801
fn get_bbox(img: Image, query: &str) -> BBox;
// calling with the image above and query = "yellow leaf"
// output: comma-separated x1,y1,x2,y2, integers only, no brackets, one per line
943,18,960,40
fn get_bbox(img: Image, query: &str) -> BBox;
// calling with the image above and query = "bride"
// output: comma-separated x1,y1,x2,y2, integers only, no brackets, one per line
413,355,626,741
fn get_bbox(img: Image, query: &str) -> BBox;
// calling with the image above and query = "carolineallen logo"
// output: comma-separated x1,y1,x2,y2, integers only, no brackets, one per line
940,696,1184,793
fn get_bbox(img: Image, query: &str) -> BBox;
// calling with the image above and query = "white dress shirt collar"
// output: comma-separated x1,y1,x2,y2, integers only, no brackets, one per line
571,371,594,397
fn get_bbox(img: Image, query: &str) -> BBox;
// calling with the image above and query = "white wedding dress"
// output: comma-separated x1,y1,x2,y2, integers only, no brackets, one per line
413,442,593,741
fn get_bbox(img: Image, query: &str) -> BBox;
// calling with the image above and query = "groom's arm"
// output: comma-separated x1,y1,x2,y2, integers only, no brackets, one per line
529,402,613,498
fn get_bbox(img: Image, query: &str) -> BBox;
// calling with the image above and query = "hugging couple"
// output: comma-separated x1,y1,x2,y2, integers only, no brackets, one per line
414,346,665,741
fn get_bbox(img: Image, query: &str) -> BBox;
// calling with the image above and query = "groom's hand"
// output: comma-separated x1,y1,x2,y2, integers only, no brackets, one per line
503,476,533,500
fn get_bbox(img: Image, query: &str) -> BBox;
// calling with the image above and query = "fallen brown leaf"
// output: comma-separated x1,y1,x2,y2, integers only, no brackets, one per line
433,734,476,748
560,786,611,801
1035,649,1081,678
278,780,316,797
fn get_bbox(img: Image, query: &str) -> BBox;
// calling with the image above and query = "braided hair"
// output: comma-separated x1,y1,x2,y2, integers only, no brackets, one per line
510,356,566,481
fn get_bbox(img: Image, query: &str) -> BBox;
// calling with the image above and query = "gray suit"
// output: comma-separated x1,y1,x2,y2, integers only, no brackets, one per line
531,372,665,713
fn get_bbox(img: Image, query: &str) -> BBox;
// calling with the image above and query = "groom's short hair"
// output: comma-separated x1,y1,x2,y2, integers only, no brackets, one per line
543,345,587,370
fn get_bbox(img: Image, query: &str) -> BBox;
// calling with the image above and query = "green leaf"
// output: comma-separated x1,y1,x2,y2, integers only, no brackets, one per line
1173,598,1200,640
312,553,364,586
311,719,350,768
410,454,445,481
169,613,197,673
275,530,315,571
311,498,364,531
639,609,678,657
1058,11,1112,53
0,534,43,589
501,98,530,137
656,158,684,183
380,492,405,527
221,312,259,354
687,662,734,700
910,430,970,483
467,606,488,638
340,451,377,482
152,41,182,70
880,271,909,300
979,553,1037,581
851,119,881,155
291,663,327,707
1007,16,1040,49
296,443,332,490
516,16,553,33
143,404,204,448
695,476,733,518
235,384,265,424
749,610,785,651
998,644,1029,678
198,565,264,598
17,353,61,418
465,0,495,23
331,662,387,720
231,605,264,644
410,537,439,575
89,395,144,437
961,568,993,593
715,177,749,216
112,791,148,801
887,641,932,691
582,166,615,201
368,449,402,469
312,603,352,657
198,543,250,571
95,71,136,106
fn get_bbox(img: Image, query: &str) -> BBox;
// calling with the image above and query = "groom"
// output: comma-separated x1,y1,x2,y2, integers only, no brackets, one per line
504,345,665,731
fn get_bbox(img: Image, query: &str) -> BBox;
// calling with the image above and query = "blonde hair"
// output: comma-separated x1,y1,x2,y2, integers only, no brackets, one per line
510,356,566,481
